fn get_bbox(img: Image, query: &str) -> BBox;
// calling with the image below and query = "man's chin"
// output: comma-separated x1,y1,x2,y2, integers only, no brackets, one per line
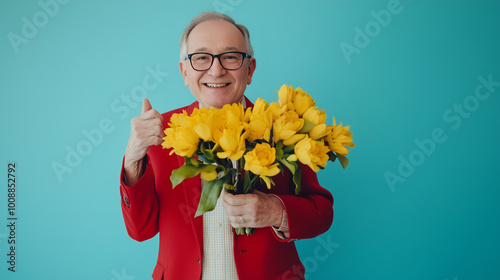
199,97,242,109
197,91,243,109
198,99,224,109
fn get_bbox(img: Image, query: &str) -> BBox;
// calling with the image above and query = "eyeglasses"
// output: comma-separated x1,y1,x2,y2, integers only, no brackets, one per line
185,51,251,71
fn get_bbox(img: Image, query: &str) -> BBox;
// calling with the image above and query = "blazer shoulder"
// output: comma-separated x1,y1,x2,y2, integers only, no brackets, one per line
162,105,190,119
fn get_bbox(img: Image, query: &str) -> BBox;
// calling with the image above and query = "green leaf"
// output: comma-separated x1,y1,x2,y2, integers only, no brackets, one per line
189,157,200,166
275,141,284,150
242,170,250,192
337,154,349,169
327,151,337,162
242,171,259,194
170,164,217,188
279,158,296,174
279,159,302,195
282,143,295,154
234,227,255,236
298,119,315,134
275,145,284,160
293,164,302,195
194,178,224,217
197,154,210,165
200,142,215,162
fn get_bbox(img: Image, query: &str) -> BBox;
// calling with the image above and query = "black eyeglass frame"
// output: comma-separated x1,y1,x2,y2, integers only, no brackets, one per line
185,51,252,71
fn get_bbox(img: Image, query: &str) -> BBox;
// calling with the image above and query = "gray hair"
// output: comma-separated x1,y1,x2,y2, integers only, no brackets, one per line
179,11,254,60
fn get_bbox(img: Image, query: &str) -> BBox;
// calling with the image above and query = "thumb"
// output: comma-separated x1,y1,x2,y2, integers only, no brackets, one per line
142,98,152,114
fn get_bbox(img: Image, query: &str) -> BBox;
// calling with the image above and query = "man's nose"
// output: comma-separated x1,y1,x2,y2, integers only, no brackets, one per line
207,57,227,76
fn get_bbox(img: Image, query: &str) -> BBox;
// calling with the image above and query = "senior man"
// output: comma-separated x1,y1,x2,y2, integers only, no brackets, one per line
120,11,333,280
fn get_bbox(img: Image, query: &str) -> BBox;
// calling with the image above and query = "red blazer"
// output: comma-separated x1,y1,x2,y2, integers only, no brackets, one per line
120,98,334,280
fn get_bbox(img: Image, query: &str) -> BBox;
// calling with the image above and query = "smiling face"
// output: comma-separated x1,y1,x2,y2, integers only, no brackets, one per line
179,19,256,109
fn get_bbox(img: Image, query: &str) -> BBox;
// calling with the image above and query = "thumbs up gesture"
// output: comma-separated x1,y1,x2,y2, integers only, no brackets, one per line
124,98,164,185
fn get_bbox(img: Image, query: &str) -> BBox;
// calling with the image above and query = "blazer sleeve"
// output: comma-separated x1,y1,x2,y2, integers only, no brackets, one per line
120,154,159,241
272,163,334,241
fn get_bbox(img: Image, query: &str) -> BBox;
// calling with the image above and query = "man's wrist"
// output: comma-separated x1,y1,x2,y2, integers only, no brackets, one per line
123,157,145,186
269,195,285,228
272,209,285,229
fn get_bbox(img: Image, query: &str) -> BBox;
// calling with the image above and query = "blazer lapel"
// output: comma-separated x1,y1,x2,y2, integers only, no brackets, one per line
179,100,204,256
176,154,204,258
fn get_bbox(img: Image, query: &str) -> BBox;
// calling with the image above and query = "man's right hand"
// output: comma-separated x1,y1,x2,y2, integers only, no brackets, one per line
123,98,164,185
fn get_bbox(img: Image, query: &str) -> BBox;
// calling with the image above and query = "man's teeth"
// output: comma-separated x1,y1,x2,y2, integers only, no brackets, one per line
206,83,229,88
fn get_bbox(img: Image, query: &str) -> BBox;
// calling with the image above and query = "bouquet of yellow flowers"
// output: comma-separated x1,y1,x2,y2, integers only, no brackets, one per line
162,85,354,235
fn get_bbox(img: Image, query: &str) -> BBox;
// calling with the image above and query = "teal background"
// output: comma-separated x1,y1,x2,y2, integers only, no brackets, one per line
1,0,499,279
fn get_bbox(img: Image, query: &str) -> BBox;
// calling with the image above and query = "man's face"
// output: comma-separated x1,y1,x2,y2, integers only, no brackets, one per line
179,20,256,109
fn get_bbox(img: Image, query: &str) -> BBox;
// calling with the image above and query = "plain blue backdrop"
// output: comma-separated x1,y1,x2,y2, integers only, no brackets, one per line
1,0,499,279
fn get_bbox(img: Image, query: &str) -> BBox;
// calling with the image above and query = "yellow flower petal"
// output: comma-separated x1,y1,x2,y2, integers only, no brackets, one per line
293,88,315,116
324,117,355,155
261,176,272,189
278,84,295,108
283,134,305,146
243,143,279,181
309,124,330,140
200,170,217,181
293,135,329,172
194,123,211,141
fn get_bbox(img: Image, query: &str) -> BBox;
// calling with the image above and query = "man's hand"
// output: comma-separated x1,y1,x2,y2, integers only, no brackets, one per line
222,190,284,229
123,98,164,185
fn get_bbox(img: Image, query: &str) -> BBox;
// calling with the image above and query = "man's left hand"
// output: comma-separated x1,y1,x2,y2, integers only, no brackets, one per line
222,190,284,229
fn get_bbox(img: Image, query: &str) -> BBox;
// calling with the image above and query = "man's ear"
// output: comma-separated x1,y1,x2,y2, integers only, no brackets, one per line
179,60,189,87
246,57,257,85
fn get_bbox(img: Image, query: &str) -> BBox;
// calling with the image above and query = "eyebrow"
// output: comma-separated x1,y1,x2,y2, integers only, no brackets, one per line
193,46,241,53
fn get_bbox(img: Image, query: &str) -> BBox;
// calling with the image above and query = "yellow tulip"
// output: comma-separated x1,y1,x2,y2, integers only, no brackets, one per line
244,143,281,189
288,135,329,172
185,107,220,142
246,118,272,142
217,127,248,161
161,127,176,150
278,84,295,109
162,127,200,158
209,103,246,147
221,103,246,128
267,101,285,120
293,88,315,116
282,133,305,146
272,110,304,143
309,123,331,140
246,98,273,142
303,107,327,126
324,117,355,156
167,110,189,129
252,98,269,114
194,123,211,141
